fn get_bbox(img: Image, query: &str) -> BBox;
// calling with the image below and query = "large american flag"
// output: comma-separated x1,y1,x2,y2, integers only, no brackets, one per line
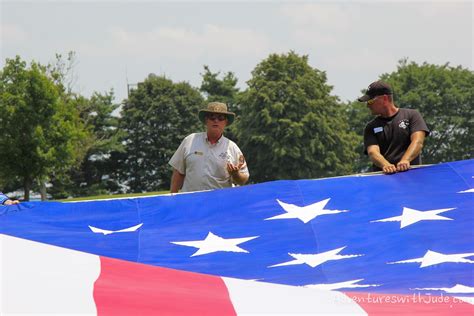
1,159,473,314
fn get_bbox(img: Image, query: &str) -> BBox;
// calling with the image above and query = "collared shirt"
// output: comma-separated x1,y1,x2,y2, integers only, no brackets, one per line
169,132,249,192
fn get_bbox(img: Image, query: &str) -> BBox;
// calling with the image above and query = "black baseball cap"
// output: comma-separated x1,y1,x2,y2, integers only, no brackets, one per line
358,81,393,102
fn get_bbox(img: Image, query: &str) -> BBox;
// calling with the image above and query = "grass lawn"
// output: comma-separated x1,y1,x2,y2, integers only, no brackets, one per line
58,190,169,202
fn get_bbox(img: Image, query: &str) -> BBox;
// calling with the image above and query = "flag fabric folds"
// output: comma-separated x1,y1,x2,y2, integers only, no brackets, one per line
1,159,473,314
2,234,472,315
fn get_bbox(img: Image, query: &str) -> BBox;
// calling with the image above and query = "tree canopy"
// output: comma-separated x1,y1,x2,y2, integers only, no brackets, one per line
236,52,359,182
200,65,239,111
49,91,125,198
381,59,473,164
118,74,204,192
0,56,88,200
1,53,471,199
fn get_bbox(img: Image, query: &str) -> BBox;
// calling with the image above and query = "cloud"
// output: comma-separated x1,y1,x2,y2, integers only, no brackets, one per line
278,2,471,72
1,23,29,43
80,24,273,60
280,3,355,31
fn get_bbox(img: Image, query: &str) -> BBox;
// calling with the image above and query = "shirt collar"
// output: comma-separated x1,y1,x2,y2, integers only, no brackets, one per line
205,133,223,145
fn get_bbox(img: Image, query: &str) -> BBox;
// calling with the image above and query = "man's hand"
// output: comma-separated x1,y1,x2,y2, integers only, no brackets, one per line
367,145,397,175
4,199,19,205
226,155,249,185
227,154,247,175
226,161,245,176
396,159,411,172
382,163,397,174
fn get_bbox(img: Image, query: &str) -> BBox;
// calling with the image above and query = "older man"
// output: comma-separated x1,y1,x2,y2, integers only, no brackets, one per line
169,102,249,193
358,81,430,174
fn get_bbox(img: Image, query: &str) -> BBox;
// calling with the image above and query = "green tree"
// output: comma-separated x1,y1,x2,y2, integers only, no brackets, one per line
0,56,88,200
200,65,240,112
45,51,78,95
49,91,125,198
345,100,371,172
119,74,204,192
237,52,358,182
382,59,473,163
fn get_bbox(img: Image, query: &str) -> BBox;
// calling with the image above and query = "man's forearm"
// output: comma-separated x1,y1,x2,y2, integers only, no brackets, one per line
400,140,423,163
400,131,425,163
170,170,185,193
369,151,393,169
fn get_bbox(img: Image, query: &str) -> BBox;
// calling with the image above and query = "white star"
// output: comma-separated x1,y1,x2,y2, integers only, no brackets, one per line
371,207,456,228
305,279,379,291
171,232,259,257
268,246,362,268
88,223,143,235
388,250,474,268
412,284,474,294
265,198,348,224
458,188,474,193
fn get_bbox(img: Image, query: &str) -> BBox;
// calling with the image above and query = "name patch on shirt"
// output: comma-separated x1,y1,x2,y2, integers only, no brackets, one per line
373,127,383,134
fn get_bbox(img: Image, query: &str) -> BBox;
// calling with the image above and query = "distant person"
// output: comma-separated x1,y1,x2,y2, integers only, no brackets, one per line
358,81,430,174
169,102,249,193
0,192,19,205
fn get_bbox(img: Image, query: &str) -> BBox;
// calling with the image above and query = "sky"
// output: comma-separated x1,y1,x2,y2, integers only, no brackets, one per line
1,0,472,104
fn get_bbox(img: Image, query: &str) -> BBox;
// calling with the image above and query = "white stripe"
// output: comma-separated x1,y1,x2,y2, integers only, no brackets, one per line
0,234,99,315
454,297,474,305
223,277,367,315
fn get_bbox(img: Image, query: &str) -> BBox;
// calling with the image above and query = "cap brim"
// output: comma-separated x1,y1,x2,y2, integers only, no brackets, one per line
358,95,371,102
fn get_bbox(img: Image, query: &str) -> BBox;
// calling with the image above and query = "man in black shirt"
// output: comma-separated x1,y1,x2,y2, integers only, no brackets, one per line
358,81,430,174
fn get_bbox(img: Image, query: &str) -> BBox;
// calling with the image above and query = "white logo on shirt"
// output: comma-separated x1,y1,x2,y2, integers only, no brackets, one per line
398,119,410,129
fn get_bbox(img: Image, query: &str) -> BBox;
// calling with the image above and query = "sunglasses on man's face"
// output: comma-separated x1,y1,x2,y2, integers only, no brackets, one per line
206,114,226,121
367,95,382,105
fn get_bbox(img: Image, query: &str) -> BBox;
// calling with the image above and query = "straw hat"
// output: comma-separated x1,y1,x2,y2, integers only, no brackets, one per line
198,102,235,125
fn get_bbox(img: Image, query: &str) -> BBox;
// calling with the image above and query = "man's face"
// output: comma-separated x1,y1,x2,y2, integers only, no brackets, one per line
366,95,384,115
205,113,228,135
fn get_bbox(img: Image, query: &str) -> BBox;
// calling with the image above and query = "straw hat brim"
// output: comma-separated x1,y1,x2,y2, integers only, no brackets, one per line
198,109,235,125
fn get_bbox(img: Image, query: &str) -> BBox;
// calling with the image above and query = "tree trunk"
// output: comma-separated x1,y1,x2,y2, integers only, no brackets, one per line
39,180,47,201
23,177,31,201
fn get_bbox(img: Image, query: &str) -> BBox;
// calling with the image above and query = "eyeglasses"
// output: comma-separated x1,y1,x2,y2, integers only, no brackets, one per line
206,114,226,121
367,95,382,105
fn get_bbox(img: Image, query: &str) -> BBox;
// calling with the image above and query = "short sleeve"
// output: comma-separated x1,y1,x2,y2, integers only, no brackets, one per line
409,110,430,136
363,123,379,154
169,139,187,175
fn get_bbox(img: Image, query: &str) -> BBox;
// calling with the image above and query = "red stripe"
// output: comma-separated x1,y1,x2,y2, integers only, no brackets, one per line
345,292,474,315
94,257,237,316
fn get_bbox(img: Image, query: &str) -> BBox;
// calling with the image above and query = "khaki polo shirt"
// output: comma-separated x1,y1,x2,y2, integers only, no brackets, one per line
169,132,249,192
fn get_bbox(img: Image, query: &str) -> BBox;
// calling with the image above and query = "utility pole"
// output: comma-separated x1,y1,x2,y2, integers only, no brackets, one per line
125,67,137,98
127,83,137,98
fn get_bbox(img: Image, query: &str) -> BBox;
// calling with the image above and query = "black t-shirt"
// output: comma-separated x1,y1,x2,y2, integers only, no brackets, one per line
364,108,430,171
